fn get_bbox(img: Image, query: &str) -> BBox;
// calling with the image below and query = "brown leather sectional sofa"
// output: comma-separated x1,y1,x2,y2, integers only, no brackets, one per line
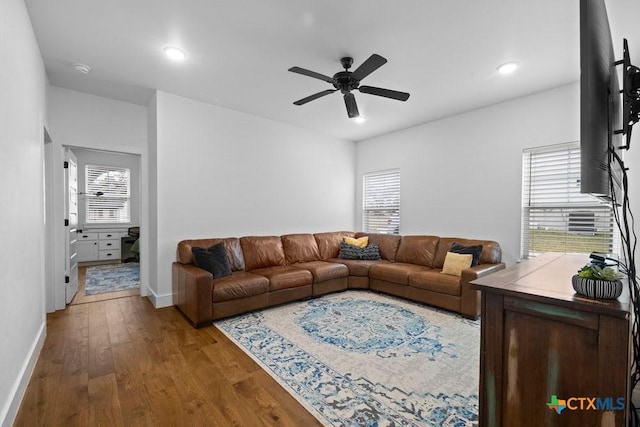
172,231,505,328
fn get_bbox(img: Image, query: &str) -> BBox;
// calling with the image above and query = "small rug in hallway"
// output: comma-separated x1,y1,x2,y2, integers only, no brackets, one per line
214,291,479,426
84,263,140,295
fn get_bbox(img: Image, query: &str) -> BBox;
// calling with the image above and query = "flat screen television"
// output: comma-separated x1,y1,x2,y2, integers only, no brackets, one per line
579,0,624,201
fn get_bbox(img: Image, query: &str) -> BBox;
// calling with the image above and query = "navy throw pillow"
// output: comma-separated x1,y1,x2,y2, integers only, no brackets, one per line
449,242,483,266
192,242,232,279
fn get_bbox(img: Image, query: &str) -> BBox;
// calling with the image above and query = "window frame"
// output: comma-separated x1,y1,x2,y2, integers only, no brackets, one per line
84,164,131,225
362,169,400,235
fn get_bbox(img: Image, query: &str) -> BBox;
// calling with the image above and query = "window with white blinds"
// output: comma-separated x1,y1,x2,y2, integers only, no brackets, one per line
363,169,400,234
85,164,131,224
521,142,617,259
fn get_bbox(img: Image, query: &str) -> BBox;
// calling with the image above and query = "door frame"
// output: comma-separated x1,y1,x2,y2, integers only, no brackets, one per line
45,142,147,312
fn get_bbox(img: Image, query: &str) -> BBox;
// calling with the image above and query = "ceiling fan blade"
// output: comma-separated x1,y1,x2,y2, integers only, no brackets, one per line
350,54,387,82
343,93,360,118
359,85,410,101
288,66,334,83
293,89,337,105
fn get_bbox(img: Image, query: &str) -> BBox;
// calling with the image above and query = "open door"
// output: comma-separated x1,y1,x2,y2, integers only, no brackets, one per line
64,148,79,303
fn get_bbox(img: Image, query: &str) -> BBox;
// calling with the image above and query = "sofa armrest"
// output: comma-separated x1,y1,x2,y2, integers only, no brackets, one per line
460,262,506,319
172,262,213,328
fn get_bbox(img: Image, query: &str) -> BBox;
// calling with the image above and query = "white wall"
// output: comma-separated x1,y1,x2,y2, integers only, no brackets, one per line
356,83,581,266
71,148,141,228
46,86,149,311
150,91,356,306
47,86,147,152
0,0,48,425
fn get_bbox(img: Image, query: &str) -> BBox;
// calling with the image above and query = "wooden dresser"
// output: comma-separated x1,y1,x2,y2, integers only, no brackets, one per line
471,253,631,426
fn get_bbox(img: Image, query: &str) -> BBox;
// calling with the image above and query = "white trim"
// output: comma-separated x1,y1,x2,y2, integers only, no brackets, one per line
145,287,173,308
0,321,46,427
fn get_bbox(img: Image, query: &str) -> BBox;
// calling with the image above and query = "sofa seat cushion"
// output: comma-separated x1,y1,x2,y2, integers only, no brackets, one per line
212,271,269,303
250,266,313,291
292,261,349,282
327,258,388,276
369,262,432,285
408,270,461,296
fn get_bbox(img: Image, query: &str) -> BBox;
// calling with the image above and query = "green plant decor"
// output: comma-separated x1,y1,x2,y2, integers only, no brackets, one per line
577,264,625,281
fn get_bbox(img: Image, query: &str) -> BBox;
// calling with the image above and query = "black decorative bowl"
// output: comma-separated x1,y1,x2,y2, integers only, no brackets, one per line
571,275,623,299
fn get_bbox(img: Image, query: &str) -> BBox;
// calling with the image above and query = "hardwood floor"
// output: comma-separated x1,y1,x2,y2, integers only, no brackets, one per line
14,296,322,426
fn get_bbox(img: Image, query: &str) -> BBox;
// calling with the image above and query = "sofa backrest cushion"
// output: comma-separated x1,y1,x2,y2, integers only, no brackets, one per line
176,238,245,271
282,233,321,263
355,232,402,261
433,237,502,268
394,235,440,267
314,231,355,259
240,236,286,270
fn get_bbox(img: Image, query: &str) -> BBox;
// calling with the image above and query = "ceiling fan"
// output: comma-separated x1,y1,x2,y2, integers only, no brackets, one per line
288,54,410,119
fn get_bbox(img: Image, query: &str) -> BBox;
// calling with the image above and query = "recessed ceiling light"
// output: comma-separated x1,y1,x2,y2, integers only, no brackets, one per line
354,116,366,124
73,63,91,74
497,62,518,75
163,46,188,61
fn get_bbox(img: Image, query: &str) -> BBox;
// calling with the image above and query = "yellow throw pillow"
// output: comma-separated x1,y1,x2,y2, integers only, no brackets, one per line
344,236,369,248
442,252,473,277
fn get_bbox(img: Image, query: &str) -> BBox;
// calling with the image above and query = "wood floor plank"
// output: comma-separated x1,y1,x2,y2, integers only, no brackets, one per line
88,373,124,426
50,372,90,426
104,298,132,346
87,302,115,379
118,384,154,423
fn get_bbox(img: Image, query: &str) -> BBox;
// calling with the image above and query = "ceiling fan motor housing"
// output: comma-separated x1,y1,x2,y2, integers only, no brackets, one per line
333,71,360,93
333,57,359,93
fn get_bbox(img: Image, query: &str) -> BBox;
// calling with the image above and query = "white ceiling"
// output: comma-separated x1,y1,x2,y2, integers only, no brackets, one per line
24,0,640,142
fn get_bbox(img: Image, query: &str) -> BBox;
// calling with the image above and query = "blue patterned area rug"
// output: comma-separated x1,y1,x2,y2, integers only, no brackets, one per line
84,263,140,295
214,291,479,426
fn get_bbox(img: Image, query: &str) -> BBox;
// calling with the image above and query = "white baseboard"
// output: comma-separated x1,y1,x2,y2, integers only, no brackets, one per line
146,287,173,308
1,321,46,427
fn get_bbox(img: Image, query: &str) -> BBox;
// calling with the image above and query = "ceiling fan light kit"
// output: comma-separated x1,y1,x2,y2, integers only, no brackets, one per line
288,54,410,119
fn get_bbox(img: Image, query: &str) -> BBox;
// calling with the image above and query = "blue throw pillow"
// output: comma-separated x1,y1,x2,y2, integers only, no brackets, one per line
338,242,381,260
192,242,232,279
449,242,483,266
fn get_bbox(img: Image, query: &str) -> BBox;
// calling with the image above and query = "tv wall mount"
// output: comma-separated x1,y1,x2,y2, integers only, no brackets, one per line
615,39,640,150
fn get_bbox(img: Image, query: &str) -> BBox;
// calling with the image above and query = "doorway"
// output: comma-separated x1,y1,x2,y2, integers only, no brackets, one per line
45,142,145,311
70,147,142,304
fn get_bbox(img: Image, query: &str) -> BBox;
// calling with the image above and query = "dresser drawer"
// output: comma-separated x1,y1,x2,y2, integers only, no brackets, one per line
98,249,121,260
98,239,120,250
78,232,99,240
99,232,121,240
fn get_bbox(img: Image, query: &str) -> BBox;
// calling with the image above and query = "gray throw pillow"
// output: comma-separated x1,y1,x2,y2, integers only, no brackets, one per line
338,242,381,260
192,242,232,279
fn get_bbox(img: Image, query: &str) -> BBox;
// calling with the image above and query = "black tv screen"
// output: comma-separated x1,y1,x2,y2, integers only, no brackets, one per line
580,0,623,200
